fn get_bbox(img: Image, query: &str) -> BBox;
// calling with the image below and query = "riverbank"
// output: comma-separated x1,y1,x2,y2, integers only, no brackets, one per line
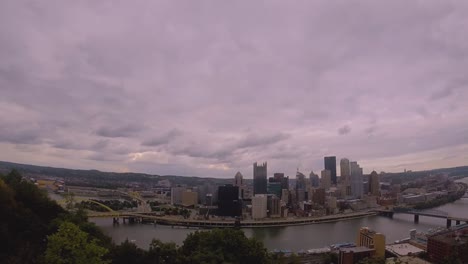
91,210,378,228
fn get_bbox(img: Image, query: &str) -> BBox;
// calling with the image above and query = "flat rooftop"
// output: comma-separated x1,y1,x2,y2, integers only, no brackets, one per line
340,246,374,253
386,243,424,257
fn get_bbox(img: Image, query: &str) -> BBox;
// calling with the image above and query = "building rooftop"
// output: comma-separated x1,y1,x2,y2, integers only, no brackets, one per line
340,246,375,253
428,224,468,246
386,243,424,257
386,256,429,264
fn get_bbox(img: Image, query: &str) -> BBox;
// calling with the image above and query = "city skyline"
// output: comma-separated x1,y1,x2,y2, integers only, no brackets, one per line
1,1,468,178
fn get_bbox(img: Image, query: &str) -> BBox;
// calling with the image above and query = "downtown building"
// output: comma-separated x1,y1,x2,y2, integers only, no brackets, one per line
350,161,364,199
253,162,267,195
324,156,337,185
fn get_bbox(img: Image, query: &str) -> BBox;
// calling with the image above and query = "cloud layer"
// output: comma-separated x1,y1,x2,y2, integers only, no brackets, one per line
1,1,468,178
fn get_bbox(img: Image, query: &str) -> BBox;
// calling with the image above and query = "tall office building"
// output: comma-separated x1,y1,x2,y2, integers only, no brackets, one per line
296,171,306,203
324,156,337,185
274,172,289,190
340,158,352,197
309,171,320,187
253,162,267,195
340,158,351,182
234,171,245,199
321,169,332,190
350,161,364,199
267,178,282,198
217,185,241,217
369,171,380,196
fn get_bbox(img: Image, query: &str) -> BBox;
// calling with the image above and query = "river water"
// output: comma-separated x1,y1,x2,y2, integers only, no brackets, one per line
90,178,468,251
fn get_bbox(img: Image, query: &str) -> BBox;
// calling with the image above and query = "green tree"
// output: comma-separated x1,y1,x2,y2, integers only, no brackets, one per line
109,239,148,264
358,257,386,264
44,222,109,264
148,239,180,264
180,228,271,264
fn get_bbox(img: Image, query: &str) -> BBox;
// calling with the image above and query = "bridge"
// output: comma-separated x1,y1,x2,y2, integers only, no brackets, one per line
375,208,468,228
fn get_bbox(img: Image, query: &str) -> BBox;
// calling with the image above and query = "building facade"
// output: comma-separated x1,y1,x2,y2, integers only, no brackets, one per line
356,227,386,258
252,194,268,219
217,185,241,217
324,156,337,185
369,171,380,196
321,169,332,190
253,162,267,195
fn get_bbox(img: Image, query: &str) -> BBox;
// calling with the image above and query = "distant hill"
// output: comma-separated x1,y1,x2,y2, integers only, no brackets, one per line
0,160,231,189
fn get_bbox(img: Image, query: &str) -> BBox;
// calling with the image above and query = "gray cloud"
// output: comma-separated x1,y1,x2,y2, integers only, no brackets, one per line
1,1,468,177
96,124,143,138
338,125,351,135
142,129,183,147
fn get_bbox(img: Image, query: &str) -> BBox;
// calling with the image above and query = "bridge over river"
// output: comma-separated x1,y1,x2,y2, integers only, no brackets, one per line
375,208,468,228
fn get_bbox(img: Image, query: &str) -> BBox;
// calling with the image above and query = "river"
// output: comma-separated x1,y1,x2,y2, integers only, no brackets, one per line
90,178,468,251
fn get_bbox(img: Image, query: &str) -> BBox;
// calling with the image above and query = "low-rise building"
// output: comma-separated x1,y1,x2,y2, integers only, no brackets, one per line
339,246,374,264
427,224,468,263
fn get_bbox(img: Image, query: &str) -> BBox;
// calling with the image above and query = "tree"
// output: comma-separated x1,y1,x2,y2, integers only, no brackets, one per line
148,239,180,264
44,222,109,264
109,239,147,264
180,228,271,263
358,257,386,264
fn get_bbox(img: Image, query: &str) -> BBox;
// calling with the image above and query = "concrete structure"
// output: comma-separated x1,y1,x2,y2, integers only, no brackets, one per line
356,227,386,258
181,190,198,207
171,186,185,205
386,243,424,257
324,156,337,185
252,194,267,219
369,171,380,196
267,194,281,217
427,224,468,263
312,188,326,205
350,161,363,199
321,169,332,190
281,189,289,205
253,162,267,195
234,171,245,198
339,246,375,264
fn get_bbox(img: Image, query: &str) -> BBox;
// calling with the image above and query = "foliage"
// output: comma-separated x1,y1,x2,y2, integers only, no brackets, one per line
180,228,271,263
0,170,65,263
79,199,137,212
148,239,180,264
413,184,466,210
45,222,109,264
358,257,386,264
109,239,147,264
322,252,338,264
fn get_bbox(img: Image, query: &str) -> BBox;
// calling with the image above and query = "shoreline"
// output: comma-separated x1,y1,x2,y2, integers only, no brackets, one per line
90,211,378,228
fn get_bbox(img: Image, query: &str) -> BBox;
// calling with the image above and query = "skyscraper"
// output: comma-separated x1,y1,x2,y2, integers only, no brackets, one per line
218,185,241,217
369,171,380,196
350,161,364,199
321,169,332,190
274,172,289,190
234,171,245,198
309,171,320,187
340,158,352,197
253,162,267,195
324,156,337,185
340,158,351,182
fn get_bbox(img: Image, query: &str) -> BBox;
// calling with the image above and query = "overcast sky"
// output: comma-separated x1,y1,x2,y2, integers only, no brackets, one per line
1,1,468,179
